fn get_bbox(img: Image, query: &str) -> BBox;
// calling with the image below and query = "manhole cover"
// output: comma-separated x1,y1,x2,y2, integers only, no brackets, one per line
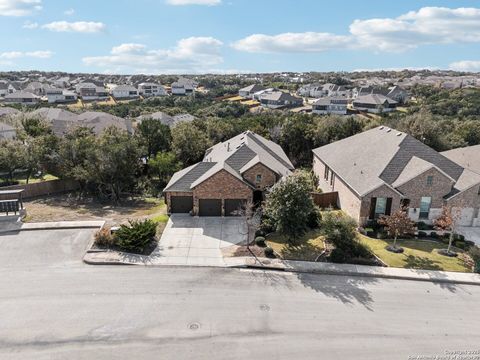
260,304,270,312
188,322,200,330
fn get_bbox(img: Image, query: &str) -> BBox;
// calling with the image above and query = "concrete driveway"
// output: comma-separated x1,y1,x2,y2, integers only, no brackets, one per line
151,215,247,266
457,226,480,246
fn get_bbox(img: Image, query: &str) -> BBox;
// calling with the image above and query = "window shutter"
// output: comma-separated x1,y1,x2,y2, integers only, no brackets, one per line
386,198,393,216
369,198,377,220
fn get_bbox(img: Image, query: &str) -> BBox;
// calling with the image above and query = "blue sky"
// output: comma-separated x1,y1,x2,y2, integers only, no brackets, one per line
1,0,480,74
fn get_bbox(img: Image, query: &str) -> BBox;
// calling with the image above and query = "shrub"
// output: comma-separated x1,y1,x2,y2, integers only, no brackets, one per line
429,231,438,239
441,237,450,245
94,227,115,248
255,236,266,247
114,219,157,252
307,206,322,229
417,221,429,230
255,229,266,237
443,232,451,240
418,231,427,238
321,212,357,251
455,241,465,250
454,234,465,242
264,247,275,258
330,248,347,263
376,230,388,240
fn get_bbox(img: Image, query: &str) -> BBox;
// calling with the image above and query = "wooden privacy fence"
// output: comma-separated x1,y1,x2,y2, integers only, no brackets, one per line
0,179,79,200
311,192,338,209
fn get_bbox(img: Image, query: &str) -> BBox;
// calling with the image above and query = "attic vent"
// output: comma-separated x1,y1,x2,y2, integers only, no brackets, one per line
379,126,384,130
397,132,402,136
386,129,392,133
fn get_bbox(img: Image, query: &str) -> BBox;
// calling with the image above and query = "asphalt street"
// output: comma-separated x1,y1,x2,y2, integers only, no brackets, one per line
0,229,479,359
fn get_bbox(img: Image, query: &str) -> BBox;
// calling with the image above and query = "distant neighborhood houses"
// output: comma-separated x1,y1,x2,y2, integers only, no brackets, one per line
234,82,407,114
0,76,198,106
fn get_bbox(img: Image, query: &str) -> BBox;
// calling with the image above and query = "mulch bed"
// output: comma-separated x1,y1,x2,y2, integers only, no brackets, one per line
233,245,268,258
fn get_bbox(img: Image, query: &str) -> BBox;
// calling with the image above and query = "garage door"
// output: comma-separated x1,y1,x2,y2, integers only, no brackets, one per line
170,196,193,213
199,199,222,216
225,199,247,216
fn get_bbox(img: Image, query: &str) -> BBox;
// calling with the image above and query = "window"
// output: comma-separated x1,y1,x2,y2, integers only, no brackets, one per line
375,197,387,217
401,198,411,210
324,165,330,181
419,197,432,219
427,176,433,186
255,174,262,183
478,186,480,195
330,172,335,187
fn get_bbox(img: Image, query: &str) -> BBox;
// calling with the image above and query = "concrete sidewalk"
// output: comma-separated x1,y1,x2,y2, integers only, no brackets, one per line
0,221,105,235
244,257,480,286
84,249,480,286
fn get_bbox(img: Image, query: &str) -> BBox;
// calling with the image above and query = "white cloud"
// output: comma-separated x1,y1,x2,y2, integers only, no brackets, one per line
22,20,38,29
0,0,42,16
350,7,480,52
449,60,480,72
0,50,52,59
233,7,480,54
42,21,106,33
83,37,224,74
64,8,74,16
166,0,220,5
232,32,351,53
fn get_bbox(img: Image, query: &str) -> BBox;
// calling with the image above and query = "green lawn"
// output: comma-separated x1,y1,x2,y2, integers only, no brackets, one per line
266,230,325,261
359,234,471,273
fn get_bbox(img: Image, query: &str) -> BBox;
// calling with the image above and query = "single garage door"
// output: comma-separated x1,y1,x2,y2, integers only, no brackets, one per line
199,199,222,217
225,199,247,216
170,196,193,213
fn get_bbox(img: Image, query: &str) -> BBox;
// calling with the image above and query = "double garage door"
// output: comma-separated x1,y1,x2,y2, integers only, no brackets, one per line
171,196,246,216
198,199,247,217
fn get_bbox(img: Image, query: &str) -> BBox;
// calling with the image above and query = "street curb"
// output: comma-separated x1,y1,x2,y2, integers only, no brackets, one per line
244,264,480,287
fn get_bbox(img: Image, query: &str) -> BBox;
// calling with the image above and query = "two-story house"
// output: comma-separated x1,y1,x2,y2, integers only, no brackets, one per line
312,126,480,227
163,131,294,216
312,97,348,115
138,83,167,97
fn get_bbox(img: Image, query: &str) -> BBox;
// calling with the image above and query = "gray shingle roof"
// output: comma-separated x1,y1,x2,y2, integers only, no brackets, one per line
442,145,480,175
164,162,216,192
312,126,467,197
353,94,397,106
164,131,294,192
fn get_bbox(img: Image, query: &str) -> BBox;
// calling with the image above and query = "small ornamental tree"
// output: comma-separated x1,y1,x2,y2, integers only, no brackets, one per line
434,205,462,256
263,170,316,245
378,209,416,252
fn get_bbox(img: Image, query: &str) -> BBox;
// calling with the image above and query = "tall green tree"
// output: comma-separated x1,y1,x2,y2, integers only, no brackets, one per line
171,122,211,166
89,127,143,202
263,171,316,244
0,139,27,184
135,119,172,159
148,152,182,186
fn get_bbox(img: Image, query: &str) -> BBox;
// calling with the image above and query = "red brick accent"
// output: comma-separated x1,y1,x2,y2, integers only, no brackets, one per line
192,169,253,216
242,163,277,190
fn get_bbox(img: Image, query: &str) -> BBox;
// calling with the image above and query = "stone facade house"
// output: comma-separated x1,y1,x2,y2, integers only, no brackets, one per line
312,126,480,227
163,131,294,216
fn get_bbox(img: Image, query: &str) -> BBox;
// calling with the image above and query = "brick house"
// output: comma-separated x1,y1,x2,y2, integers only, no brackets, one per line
312,126,480,227
163,131,294,216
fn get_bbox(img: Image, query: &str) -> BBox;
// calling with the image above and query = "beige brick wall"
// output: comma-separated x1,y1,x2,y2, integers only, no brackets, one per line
396,168,454,209
192,169,253,215
359,184,403,225
243,163,277,190
313,155,362,223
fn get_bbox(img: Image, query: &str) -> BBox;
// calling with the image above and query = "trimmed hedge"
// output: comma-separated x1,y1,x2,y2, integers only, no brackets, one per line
114,219,157,252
